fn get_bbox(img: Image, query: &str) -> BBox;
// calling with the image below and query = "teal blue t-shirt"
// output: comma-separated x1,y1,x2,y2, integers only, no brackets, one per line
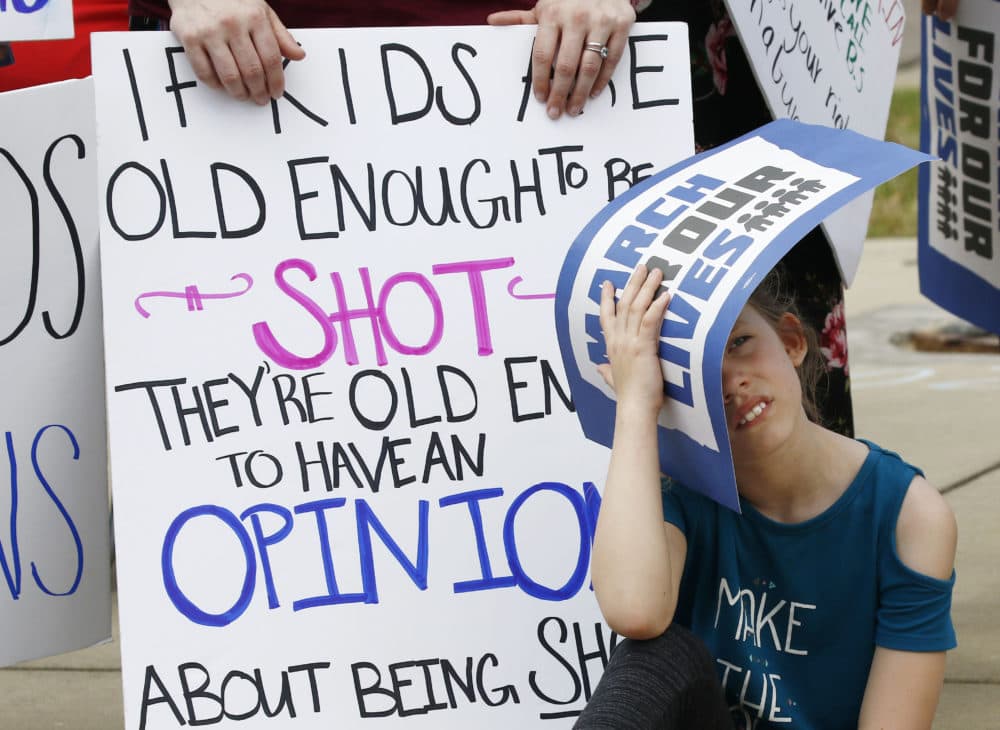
661,441,956,729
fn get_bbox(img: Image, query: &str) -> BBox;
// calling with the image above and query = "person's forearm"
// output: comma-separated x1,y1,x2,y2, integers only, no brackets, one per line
591,400,677,637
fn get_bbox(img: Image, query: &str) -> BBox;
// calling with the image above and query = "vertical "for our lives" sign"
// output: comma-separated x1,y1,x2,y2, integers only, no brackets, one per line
919,0,1000,334
92,26,693,729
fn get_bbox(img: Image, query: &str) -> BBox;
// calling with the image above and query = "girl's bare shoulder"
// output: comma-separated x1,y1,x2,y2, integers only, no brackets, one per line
896,475,958,581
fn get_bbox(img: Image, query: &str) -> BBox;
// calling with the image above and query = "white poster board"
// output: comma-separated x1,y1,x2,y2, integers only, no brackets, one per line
723,0,906,284
0,78,111,666
0,0,73,42
93,26,694,727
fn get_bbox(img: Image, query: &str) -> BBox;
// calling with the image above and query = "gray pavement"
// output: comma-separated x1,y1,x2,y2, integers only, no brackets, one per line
847,238,1000,727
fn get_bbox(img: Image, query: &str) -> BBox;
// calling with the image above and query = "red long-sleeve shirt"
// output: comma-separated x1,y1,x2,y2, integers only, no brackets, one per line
127,0,535,28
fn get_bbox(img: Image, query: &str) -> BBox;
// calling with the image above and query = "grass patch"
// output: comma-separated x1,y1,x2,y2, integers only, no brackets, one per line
868,87,921,237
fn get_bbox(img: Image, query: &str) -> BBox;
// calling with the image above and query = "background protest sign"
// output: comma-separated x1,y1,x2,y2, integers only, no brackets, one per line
557,120,930,512
0,0,74,42
919,1,999,334
0,78,111,665
723,0,905,285
92,25,693,727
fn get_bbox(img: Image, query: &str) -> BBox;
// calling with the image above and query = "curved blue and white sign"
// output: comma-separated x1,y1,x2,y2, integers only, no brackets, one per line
919,3,1000,334
556,119,931,511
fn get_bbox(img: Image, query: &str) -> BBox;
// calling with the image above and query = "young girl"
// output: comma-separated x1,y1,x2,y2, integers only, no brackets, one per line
577,264,957,729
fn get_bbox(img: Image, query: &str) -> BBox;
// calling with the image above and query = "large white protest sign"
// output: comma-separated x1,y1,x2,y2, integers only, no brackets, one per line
0,79,111,665
0,0,73,41
919,2,999,333
723,0,906,284
557,120,930,511
92,26,693,728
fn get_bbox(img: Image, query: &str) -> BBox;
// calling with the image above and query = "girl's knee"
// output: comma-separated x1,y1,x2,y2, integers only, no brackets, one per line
613,624,714,671
577,625,730,730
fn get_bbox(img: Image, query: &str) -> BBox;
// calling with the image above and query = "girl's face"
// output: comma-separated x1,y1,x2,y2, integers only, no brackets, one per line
721,304,808,461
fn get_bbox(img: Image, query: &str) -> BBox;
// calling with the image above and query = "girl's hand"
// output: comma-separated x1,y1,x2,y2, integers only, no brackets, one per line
597,264,671,417
591,264,683,639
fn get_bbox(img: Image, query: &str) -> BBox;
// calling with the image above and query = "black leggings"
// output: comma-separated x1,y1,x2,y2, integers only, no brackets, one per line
574,624,733,730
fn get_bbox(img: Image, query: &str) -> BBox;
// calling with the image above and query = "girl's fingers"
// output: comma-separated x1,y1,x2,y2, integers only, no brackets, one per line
596,363,616,391
627,266,664,333
641,289,672,335
617,263,647,321
598,279,617,335
599,265,667,343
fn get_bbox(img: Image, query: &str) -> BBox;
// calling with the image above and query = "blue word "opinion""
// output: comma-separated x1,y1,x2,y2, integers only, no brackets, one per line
162,481,603,627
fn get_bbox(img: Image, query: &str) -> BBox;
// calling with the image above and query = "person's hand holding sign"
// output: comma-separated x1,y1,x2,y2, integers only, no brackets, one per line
488,0,638,119
165,0,640,116
167,0,304,105
921,0,960,19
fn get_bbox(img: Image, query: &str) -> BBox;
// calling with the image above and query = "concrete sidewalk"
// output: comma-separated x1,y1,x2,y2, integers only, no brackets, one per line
2,237,998,727
847,238,1000,727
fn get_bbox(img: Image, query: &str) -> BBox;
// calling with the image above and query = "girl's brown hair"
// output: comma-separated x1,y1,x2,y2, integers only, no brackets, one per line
746,266,827,425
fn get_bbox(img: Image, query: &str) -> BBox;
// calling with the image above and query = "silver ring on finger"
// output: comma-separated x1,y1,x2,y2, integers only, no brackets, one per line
584,41,610,60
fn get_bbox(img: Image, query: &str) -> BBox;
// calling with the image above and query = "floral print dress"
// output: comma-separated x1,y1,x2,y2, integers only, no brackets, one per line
640,0,854,437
